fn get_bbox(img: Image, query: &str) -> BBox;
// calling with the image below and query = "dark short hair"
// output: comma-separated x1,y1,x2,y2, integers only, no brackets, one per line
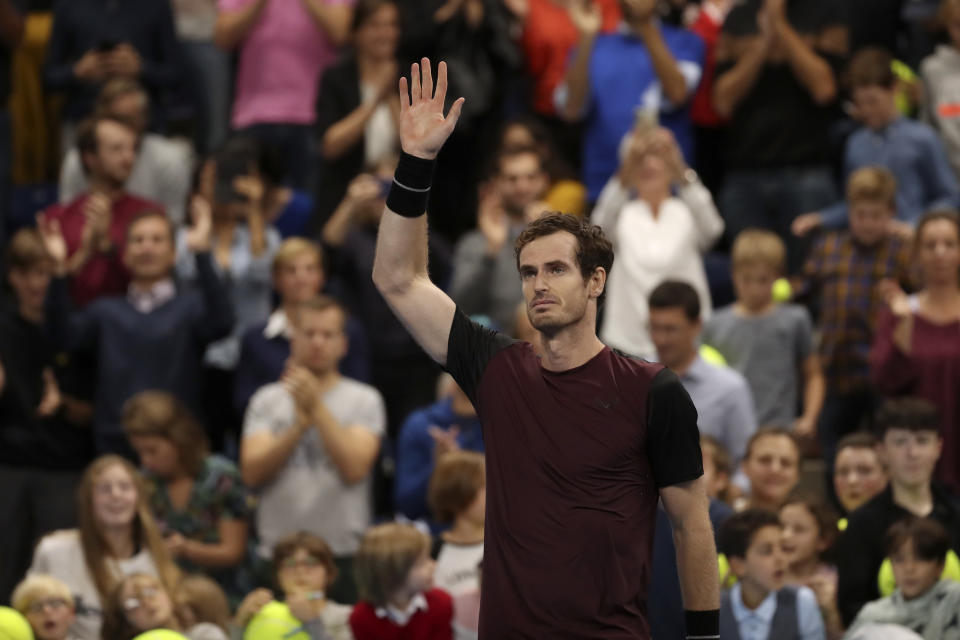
6,228,52,273
719,509,782,560
875,398,940,439
272,531,339,591
495,144,546,177
781,492,839,552
884,517,950,563
648,280,701,322
428,451,485,524
836,431,880,457
848,47,896,90
76,114,137,158
351,0,398,32
125,209,174,244
514,213,614,306
745,426,800,461
294,294,347,330
914,209,960,254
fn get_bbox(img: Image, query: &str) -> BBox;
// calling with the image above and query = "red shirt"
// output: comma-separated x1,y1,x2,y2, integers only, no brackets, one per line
43,193,162,307
521,0,621,116
349,589,453,640
689,3,727,127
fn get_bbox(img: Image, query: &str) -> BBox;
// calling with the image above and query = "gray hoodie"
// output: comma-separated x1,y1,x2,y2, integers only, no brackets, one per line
922,45,960,177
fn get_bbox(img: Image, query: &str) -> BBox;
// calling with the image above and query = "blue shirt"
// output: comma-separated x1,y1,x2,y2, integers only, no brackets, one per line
558,24,704,200
820,117,959,228
394,397,484,523
726,583,826,640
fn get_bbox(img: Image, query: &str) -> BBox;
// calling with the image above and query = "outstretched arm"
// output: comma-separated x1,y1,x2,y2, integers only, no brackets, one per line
371,59,464,366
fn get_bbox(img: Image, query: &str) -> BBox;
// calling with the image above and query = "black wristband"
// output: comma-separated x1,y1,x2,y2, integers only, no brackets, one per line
685,609,719,639
386,152,436,218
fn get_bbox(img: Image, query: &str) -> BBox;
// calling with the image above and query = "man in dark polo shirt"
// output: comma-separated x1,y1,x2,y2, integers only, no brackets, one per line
372,58,720,639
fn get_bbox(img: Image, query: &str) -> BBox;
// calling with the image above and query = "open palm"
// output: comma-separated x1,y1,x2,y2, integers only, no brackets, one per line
399,58,465,160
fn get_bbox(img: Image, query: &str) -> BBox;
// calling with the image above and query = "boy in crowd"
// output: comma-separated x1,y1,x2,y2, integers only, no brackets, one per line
836,398,960,627
834,432,888,520
40,199,235,455
793,167,912,474
719,509,826,640
703,230,824,435
11,575,76,640
738,427,802,512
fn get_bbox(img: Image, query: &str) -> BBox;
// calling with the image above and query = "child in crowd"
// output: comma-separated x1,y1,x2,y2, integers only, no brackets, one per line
719,509,826,640
845,518,960,639
737,428,802,512
780,494,842,638
11,575,77,640
235,531,352,640
922,0,960,177
350,523,453,640
703,230,824,437
834,432,888,518
794,167,912,472
701,435,732,504
100,573,228,640
428,451,485,597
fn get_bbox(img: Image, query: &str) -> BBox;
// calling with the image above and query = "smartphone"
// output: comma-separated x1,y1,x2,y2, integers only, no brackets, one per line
214,154,251,204
633,106,659,135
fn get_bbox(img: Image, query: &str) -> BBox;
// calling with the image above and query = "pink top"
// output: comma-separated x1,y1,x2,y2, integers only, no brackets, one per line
219,0,353,128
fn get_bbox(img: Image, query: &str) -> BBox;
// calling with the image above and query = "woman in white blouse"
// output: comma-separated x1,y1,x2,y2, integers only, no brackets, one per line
593,124,724,360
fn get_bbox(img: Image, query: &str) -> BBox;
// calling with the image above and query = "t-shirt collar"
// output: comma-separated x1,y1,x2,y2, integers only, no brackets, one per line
127,278,176,313
374,592,428,626
264,309,292,340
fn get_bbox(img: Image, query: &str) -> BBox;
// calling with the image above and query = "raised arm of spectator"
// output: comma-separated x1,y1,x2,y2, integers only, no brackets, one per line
0,0,24,50
766,0,844,105
241,388,312,488
184,195,236,345
712,29,772,118
557,0,602,122
371,59,464,366
299,0,352,47
631,0,689,106
320,62,398,160
659,129,723,250
869,286,919,393
322,175,377,247
214,0,269,50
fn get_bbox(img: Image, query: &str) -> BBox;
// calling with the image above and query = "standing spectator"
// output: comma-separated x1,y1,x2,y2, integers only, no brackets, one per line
394,376,484,524
450,145,550,332
793,168,912,474
28,455,181,640
122,391,253,603
428,451,485,598
59,80,193,227
0,0,22,249
43,115,164,307
214,0,353,189
704,229,824,434
921,0,960,179
505,0,621,170
0,229,91,605
647,280,757,469
556,0,704,202
240,296,385,602
234,237,370,418
835,398,960,627
713,0,848,270
871,210,960,494
43,0,179,144
594,125,724,360
738,428,801,512
794,48,959,236
40,203,234,455
834,433,888,518
315,0,400,223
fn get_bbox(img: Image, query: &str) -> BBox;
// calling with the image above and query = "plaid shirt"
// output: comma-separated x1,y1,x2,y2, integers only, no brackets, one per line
796,231,912,392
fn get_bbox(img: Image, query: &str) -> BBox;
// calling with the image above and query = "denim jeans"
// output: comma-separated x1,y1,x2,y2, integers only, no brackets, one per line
720,166,838,273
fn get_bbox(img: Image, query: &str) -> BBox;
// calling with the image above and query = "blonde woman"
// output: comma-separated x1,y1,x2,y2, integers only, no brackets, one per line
28,455,179,640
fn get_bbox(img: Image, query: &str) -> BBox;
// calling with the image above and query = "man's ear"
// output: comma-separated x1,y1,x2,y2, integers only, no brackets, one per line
589,267,606,300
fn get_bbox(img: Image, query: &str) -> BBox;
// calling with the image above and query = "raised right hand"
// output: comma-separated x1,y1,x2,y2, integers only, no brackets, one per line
568,0,602,36
878,278,911,318
235,589,274,629
36,214,69,270
185,194,213,252
398,58,464,160
791,212,822,237
73,50,106,83
477,186,509,255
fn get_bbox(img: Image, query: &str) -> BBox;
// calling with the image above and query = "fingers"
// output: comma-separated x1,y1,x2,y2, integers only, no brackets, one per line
444,97,466,132
435,60,448,106
410,62,421,103
399,77,409,112
421,57,434,102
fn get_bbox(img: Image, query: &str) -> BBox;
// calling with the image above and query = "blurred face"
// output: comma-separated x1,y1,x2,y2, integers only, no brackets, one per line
891,539,944,600
404,552,436,595
633,152,671,195
916,218,960,286
519,232,599,337
123,216,175,282
834,446,887,513
86,121,138,187
701,447,728,500
852,86,898,130
8,264,53,314
92,463,139,530
743,435,800,509
120,576,174,632
881,428,942,490
732,525,788,595
498,152,548,218
649,307,701,370
25,596,75,640
501,124,536,149
278,548,329,596
849,201,894,247
355,3,400,61
291,307,348,374
128,435,181,479
106,93,149,134
732,264,777,311
274,252,324,305
779,504,825,568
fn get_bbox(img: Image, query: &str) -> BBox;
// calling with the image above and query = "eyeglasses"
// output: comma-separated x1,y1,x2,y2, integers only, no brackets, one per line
280,556,323,571
27,599,69,614
122,587,160,612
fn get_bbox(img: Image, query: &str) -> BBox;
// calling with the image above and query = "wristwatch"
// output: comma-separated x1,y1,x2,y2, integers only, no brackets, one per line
679,168,699,186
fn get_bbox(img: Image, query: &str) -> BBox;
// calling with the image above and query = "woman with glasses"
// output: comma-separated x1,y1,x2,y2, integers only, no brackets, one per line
27,456,180,640
235,531,353,640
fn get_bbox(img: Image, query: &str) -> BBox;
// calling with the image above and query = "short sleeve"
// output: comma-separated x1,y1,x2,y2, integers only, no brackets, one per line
645,368,703,488
352,387,386,437
208,457,255,521
242,385,295,438
444,309,515,406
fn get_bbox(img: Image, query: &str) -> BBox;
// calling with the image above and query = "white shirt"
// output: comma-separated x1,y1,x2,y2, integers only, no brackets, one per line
127,278,176,314
434,541,484,597
375,593,428,626
263,308,293,340
727,583,825,640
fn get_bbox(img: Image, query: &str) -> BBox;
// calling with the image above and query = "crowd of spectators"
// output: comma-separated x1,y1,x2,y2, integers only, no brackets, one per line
0,0,960,638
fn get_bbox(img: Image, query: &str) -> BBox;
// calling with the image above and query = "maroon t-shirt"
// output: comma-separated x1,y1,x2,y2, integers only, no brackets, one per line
444,311,703,638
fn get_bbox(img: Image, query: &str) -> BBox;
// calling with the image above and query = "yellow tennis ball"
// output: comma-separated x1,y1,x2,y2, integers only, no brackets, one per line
243,602,310,640
772,278,792,302
132,631,189,640
0,608,33,640
699,344,727,367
